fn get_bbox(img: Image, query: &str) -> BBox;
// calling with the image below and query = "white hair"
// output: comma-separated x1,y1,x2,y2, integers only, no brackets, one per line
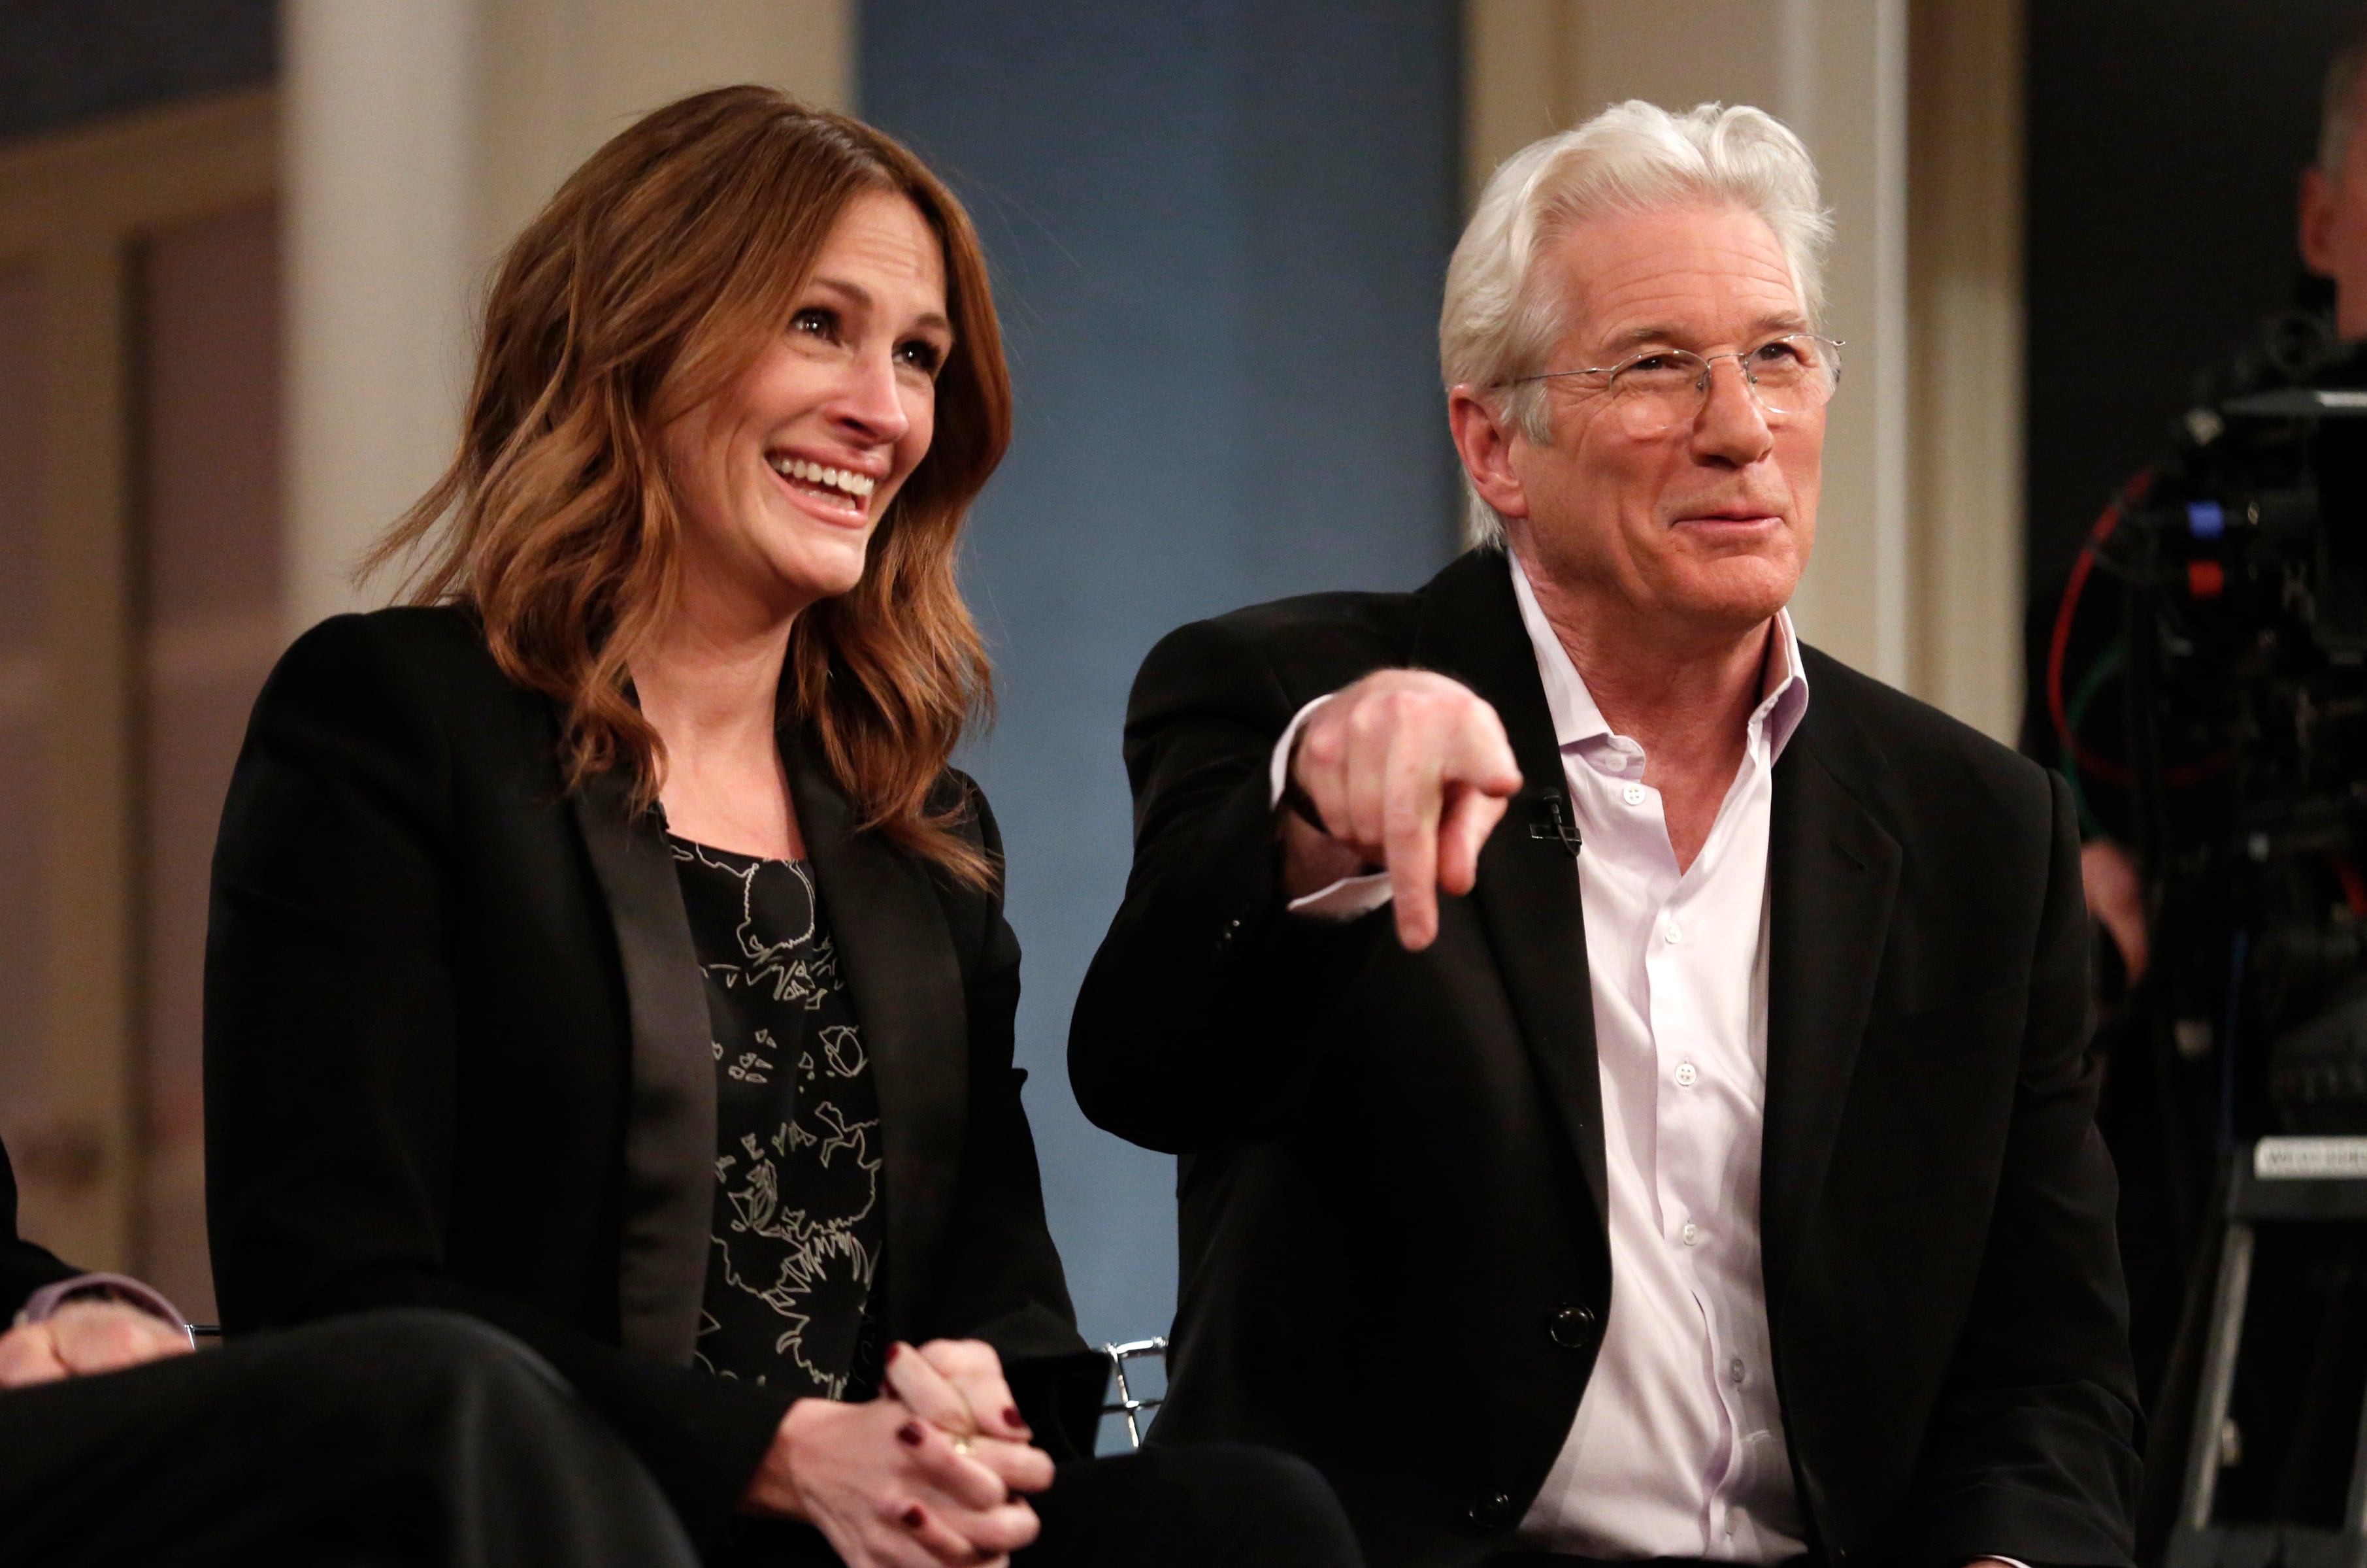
1440,100,1833,549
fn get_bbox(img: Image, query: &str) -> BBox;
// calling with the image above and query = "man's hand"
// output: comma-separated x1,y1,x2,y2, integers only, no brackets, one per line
2079,840,2148,985
0,1299,193,1389
1283,669,1523,949
740,1340,1051,1568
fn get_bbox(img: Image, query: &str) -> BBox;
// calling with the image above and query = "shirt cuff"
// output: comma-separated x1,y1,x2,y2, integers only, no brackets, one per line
15,1272,190,1337
1287,871,1393,920
1268,694,1396,922
1267,693,1334,811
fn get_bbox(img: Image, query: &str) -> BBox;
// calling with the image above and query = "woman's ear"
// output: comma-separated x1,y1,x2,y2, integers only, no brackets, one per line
1447,384,1531,522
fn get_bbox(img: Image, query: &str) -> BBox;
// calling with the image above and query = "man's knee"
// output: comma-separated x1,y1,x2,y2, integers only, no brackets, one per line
248,1309,567,1433
1138,1441,1359,1560
1156,1441,1340,1518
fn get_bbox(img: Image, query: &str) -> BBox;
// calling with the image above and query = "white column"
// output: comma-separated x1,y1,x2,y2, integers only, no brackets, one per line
1784,0,1912,691
473,0,854,267
1906,0,2025,742
282,0,480,634
1463,0,1929,698
282,0,854,635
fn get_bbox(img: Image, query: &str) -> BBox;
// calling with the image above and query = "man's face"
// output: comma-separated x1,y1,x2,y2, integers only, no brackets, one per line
2301,110,2367,339
1478,204,1821,643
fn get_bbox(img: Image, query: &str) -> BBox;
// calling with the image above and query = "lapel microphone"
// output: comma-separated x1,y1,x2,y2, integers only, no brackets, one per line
1525,791,1582,857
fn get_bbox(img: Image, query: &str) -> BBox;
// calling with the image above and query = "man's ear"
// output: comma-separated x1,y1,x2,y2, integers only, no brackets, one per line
2303,165,2338,276
1448,385,1531,522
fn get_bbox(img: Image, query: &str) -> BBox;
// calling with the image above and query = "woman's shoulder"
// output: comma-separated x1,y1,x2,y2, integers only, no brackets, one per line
919,766,1006,870
910,767,1013,973
257,603,554,752
272,602,494,685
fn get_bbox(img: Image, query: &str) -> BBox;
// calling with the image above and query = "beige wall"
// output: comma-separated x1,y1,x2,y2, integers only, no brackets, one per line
1463,0,2024,740
136,202,286,1319
282,0,855,632
0,93,278,1273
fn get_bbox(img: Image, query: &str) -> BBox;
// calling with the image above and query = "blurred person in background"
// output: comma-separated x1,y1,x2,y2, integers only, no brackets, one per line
0,1131,703,1564
1074,101,2137,1568
2025,2,2367,1416
203,88,1359,1568
2049,5,2367,991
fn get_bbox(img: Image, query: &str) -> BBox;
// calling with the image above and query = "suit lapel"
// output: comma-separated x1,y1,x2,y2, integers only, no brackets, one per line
571,771,713,1365
784,730,968,1336
1760,662,1900,1306
1414,551,1608,1227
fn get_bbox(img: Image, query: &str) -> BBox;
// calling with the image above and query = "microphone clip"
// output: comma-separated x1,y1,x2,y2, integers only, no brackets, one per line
1526,792,1582,858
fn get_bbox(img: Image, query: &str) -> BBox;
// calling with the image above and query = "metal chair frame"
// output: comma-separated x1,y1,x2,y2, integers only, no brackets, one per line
1099,1337,1168,1448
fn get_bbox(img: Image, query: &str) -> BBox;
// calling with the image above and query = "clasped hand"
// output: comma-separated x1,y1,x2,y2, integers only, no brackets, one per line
1281,669,1523,949
0,1298,194,1388
746,1337,1055,1568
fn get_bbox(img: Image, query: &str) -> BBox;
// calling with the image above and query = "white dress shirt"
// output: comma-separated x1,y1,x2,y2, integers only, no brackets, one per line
1502,557,1810,1559
1271,554,1811,1560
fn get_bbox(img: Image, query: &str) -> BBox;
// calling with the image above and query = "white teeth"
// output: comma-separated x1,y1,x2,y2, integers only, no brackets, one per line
768,455,876,502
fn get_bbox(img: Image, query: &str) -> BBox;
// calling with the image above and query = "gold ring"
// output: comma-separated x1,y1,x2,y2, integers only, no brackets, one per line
952,1436,974,1456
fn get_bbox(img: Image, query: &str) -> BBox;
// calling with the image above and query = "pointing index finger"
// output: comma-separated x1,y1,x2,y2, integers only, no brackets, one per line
1382,721,1445,950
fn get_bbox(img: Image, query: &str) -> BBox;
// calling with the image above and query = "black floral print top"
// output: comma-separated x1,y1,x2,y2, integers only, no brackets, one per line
669,835,886,1399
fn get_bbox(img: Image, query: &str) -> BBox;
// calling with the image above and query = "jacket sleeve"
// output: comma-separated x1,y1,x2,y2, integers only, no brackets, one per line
922,779,1107,1460
203,615,788,1546
1067,615,1386,1154
1908,770,2142,1567
1,1135,80,1322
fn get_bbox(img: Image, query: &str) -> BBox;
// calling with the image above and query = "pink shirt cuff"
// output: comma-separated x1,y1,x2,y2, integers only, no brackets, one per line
1270,694,1393,920
15,1272,190,1338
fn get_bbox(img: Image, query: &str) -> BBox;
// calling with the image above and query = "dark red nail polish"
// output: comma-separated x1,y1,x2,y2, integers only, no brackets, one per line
1002,1407,1024,1429
895,1421,923,1446
887,1342,903,1362
902,1505,927,1530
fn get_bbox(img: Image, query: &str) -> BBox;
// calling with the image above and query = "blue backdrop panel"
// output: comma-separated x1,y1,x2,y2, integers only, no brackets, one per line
861,1,1461,1360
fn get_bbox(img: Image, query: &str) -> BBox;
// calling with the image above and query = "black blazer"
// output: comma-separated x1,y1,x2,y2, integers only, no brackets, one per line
205,607,1097,1545
1068,550,2140,1568
2,1137,78,1322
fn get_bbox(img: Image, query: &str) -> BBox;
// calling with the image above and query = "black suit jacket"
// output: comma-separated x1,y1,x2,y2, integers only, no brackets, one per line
1068,550,2140,1568
205,606,1097,1546
2,1137,78,1322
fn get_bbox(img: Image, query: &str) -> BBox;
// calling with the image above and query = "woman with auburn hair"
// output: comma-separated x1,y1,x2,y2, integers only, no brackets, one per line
203,88,1359,1568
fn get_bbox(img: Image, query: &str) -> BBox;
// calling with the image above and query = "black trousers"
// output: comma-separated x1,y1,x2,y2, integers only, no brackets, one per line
0,1307,699,1567
714,1442,1366,1567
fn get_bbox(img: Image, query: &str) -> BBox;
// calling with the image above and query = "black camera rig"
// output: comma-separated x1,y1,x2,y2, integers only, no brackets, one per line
2058,324,2367,1555
2055,349,2367,1150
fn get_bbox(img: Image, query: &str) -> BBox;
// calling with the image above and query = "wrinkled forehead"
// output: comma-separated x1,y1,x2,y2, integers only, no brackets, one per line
1539,202,1808,358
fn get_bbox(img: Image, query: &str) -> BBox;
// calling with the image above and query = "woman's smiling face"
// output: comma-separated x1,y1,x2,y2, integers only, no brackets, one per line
662,189,953,626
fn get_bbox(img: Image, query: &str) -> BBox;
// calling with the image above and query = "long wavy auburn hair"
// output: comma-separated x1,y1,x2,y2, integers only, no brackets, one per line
366,87,1009,885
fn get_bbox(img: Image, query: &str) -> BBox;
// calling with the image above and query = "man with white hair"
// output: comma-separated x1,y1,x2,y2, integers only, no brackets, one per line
1071,102,2138,1568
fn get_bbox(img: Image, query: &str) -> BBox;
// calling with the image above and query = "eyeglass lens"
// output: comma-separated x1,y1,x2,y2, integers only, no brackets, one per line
1609,336,1838,435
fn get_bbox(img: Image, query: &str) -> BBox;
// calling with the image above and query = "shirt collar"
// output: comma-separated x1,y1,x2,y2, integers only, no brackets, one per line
1506,550,1812,765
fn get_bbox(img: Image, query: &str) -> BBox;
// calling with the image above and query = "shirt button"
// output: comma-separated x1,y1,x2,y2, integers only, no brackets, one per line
1681,1222,1700,1246
1729,1356,1746,1384
1621,782,1646,806
1674,1061,1698,1087
1663,921,1683,944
